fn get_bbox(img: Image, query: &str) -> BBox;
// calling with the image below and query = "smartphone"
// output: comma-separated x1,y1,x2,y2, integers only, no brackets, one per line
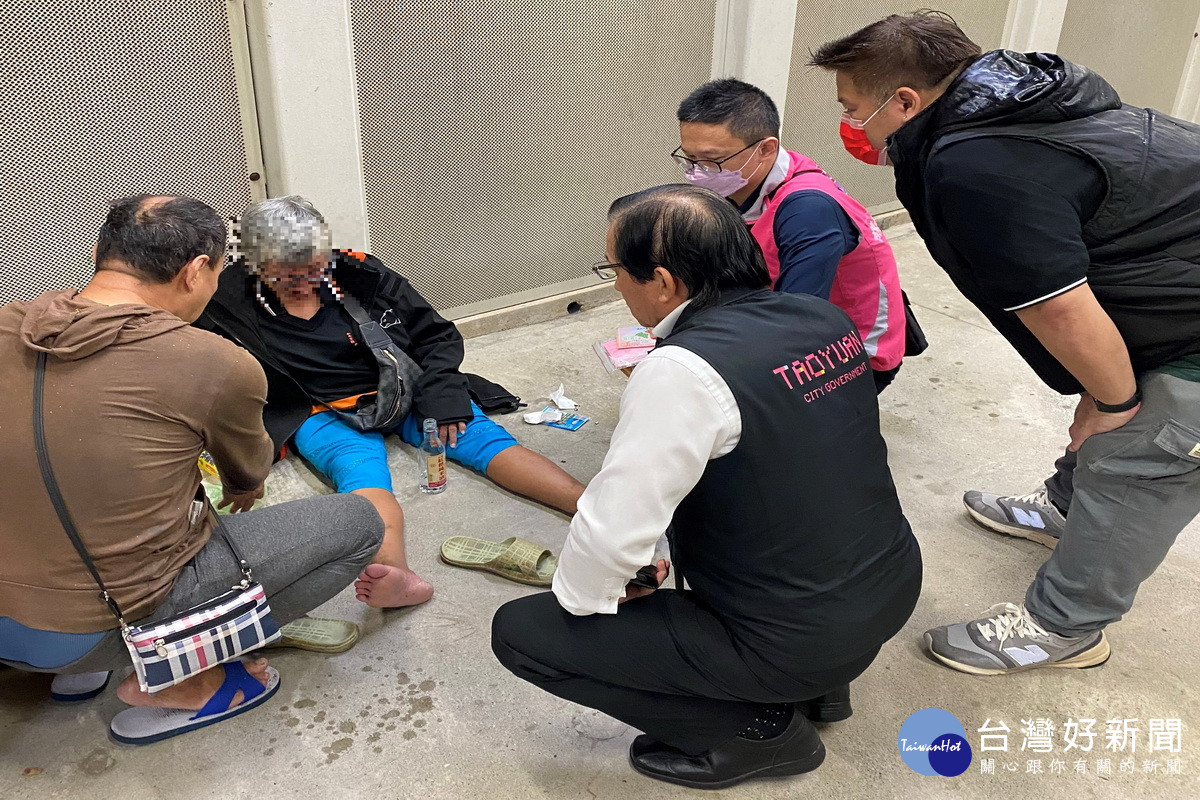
628,564,660,590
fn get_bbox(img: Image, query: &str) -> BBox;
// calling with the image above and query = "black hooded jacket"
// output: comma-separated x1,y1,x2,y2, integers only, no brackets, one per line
196,250,472,451
889,50,1200,393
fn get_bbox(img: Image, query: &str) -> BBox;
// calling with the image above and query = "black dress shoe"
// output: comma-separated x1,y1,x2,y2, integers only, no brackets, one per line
796,683,852,722
628,711,825,790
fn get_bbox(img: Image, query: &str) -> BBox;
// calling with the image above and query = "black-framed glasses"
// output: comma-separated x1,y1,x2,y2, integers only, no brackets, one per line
591,261,619,280
670,139,764,174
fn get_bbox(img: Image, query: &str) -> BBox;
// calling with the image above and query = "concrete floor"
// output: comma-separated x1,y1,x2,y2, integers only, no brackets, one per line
3,222,1198,799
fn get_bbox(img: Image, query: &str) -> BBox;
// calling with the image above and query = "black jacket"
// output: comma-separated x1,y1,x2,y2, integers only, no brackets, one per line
196,250,472,451
890,49,1200,392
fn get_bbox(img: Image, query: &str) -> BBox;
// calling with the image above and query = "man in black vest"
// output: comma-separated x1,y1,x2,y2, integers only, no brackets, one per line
812,12,1200,675
491,185,922,790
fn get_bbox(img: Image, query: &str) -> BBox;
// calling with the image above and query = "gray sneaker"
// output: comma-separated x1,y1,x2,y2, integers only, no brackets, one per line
924,603,1110,676
963,486,1064,548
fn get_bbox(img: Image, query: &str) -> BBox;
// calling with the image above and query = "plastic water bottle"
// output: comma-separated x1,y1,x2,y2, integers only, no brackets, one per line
418,418,447,494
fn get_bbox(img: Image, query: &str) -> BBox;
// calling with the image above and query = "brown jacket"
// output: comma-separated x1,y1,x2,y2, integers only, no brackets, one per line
0,291,272,632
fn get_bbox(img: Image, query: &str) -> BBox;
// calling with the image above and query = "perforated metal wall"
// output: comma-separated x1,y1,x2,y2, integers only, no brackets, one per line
1058,0,1196,113
782,2,1009,212
349,0,717,316
0,1,261,305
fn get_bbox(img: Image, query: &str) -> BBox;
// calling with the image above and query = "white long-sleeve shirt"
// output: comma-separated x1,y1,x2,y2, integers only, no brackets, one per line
551,301,743,615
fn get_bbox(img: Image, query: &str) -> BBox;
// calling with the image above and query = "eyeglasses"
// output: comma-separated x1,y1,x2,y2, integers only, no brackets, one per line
591,261,619,280
670,139,764,174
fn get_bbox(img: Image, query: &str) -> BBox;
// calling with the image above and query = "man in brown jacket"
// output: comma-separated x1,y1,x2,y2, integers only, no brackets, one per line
0,195,384,744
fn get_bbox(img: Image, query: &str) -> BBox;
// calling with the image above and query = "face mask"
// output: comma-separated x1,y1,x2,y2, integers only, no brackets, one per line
839,118,891,166
682,144,764,197
839,95,895,166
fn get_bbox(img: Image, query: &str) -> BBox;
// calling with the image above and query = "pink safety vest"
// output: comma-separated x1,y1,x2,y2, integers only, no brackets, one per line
749,151,905,372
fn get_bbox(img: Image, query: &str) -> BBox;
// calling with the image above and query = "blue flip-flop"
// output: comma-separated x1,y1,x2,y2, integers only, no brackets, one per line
109,661,280,745
51,670,112,702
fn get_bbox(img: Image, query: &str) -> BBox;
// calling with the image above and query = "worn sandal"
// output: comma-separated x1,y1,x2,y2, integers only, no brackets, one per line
109,661,279,745
439,536,557,587
51,670,112,702
269,617,361,654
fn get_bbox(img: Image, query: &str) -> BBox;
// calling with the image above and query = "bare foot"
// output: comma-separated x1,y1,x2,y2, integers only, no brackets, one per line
354,564,434,608
115,658,271,711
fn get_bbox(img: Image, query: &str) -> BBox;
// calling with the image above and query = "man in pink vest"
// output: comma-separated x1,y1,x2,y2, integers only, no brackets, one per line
675,79,907,391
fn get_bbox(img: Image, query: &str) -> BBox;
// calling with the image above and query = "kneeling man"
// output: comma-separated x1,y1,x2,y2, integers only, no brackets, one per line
492,185,922,790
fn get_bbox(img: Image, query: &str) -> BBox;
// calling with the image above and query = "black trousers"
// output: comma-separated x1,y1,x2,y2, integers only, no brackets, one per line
492,589,880,755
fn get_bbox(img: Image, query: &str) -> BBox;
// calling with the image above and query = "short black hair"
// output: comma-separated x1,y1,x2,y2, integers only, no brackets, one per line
94,195,227,283
608,184,770,311
810,10,981,101
677,78,780,144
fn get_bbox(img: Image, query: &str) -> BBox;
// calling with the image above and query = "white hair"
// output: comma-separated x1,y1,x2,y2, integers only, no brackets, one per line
239,195,332,273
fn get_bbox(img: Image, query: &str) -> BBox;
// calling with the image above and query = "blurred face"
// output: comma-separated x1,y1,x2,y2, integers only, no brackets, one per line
835,72,913,150
260,253,329,302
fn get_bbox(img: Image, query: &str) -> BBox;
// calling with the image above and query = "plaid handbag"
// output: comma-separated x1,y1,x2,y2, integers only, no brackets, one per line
121,579,279,693
33,352,280,694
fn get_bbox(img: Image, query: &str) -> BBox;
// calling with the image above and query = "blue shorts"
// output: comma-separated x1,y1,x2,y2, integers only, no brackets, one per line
0,618,106,669
292,402,520,493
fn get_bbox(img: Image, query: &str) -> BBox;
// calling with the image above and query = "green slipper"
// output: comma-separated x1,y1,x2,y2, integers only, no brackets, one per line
269,617,361,654
439,536,557,587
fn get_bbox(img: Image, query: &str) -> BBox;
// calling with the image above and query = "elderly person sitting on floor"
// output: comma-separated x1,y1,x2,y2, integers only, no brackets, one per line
197,196,586,607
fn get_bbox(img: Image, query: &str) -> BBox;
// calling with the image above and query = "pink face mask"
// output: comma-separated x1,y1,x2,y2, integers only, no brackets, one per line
681,143,765,197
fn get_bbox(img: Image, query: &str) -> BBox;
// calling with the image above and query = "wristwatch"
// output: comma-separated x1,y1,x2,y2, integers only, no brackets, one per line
1093,389,1142,413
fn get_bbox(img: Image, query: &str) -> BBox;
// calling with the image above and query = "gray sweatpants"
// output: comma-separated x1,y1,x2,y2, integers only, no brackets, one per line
1028,371,1200,637
3,493,383,674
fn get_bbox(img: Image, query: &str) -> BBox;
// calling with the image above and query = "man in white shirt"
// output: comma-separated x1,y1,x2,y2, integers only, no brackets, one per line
492,185,922,790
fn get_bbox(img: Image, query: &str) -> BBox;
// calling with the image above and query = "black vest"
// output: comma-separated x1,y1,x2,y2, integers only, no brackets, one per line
892,51,1200,392
937,107,1200,378
662,289,921,673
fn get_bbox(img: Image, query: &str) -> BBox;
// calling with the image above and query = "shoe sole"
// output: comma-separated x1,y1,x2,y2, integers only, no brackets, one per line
797,701,852,723
965,506,1059,550
628,741,826,790
923,631,1110,676
109,668,281,745
50,672,112,702
270,635,358,654
269,627,361,654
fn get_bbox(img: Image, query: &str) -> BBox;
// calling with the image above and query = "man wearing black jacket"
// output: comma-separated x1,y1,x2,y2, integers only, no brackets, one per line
813,12,1200,675
493,185,922,789
197,196,585,607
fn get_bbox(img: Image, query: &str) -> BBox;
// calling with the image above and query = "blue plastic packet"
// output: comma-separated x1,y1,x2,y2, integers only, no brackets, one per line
541,406,590,431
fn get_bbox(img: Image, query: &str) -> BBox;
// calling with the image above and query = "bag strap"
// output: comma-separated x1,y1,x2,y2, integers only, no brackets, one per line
259,283,396,412
338,291,373,326
33,351,127,627
339,292,396,351
211,505,254,588
33,354,257,627
247,277,356,412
